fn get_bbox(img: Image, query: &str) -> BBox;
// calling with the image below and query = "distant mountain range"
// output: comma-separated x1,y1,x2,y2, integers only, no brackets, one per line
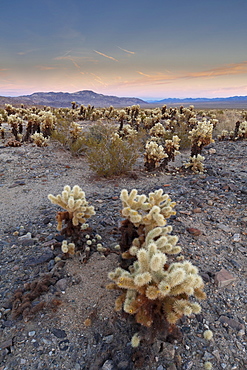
0,90,146,108
0,90,247,108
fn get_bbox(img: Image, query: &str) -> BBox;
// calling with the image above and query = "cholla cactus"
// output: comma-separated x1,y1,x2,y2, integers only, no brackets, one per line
185,154,205,174
144,139,168,171
69,122,83,142
238,121,247,139
7,114,23,140
119,124,137,139
0,113,4,126
108,189,206,341
120,188,177,234
149,122,166,138
61,240,75,255
217,129,229,141
162,135,180,165
189,121,214,156
39,111,56,137
0,127,4,139
31,132,49,147
48,185,95,233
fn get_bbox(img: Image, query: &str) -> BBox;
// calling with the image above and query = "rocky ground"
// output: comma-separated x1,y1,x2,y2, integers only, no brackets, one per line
0,138,246,370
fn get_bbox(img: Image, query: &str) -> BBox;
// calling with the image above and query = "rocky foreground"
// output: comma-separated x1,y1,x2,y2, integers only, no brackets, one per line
0,139,246,369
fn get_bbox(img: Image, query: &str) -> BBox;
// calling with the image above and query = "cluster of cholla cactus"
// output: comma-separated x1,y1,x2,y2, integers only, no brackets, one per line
189,121,214,157
184,154,205,174
144,135,180,171
184,121,214,174
30,132,49,147
48,185,95,235
217,120,247,141
144,139,168,171
237,121,247,139
48,185,96,254
2,104,57,146
108,189,206,345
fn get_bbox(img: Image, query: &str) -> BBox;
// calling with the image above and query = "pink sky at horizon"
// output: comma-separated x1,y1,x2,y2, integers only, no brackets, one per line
1,0,247,100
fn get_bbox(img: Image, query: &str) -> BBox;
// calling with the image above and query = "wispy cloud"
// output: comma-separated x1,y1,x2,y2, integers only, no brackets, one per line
128,61,247,88
35,65,56,70
93,50,118,62
188,61,247,78
90,73,108,86
17,49,39,56
137,71,152,78
117,46,135,55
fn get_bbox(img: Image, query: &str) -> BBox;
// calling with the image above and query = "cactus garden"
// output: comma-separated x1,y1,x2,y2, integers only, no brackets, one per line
0,103,246,369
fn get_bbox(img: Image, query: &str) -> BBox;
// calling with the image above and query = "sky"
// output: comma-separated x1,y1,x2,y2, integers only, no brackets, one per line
1,0,247,99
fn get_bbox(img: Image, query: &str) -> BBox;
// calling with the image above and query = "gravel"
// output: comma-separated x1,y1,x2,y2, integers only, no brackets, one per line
0,139,246,369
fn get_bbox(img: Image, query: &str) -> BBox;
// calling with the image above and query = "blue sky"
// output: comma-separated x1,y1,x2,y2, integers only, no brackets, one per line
1,0,247,99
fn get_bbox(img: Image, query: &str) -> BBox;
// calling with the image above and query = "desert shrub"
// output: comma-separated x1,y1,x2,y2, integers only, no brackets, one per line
85,123,141,177
51,118,87,155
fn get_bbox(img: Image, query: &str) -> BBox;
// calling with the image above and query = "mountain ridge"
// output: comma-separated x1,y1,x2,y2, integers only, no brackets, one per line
1,90,147,108
0,90,247,108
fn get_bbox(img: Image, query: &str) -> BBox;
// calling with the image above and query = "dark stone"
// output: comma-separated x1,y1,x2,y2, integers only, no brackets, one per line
58,339,70,351
51,328,67,339
181,326,191,334
55,235,65,242
47,259,55,271
43,217,51,225
24,250,54,267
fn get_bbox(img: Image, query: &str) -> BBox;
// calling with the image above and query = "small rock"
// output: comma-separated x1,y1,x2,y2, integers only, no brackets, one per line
43,217,51,225
28,331,36,337
219,316,244,331
203,351,214,361
182,360,193,370
212,350,221,361
217,223,232,233
200,272,211,283
0,338,13,350
192,208,202,213
24,250,54,267
156,366,165,370
51,328,67,339
186,227,202,236
55,278,68,292
214,268,237,288
18,232,32,240
237,329,245,337
233,233,241,242
58,339,69,351
102,359,114,370
208,148,216,154
103,334,113,344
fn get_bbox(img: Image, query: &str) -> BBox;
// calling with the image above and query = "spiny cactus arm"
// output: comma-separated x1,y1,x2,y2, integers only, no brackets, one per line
48,194,68,210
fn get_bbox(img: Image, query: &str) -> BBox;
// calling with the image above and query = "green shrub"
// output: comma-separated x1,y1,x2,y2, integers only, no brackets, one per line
85,123,141,177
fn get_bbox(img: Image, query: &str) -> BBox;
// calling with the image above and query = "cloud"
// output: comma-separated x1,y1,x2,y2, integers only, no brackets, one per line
93,50,118,62
123,61,247,88
188,61,247,78
90,73,108,86
35,65,56,70
17,49,39,56
137,71,152,78
117,46,135,55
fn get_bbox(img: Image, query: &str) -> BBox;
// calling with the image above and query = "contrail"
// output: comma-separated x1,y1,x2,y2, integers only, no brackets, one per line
94,50,118,62
117,46,135,54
